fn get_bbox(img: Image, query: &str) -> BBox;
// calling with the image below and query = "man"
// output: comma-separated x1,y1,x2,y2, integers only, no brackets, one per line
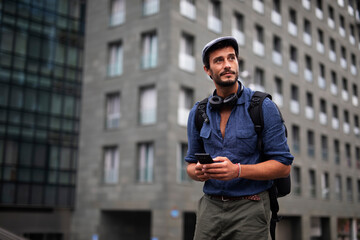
185,36,294,240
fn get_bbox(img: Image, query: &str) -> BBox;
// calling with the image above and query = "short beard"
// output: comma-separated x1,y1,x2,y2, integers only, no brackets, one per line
211,71,238,87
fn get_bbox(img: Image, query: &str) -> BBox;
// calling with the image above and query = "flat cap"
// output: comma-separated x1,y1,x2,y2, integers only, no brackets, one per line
202,36,239,65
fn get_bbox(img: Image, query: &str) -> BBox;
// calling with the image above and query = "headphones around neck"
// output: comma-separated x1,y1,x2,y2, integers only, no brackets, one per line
209,81,243,111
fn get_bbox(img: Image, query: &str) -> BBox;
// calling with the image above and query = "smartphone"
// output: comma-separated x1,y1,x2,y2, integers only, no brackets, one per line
195,153,214,164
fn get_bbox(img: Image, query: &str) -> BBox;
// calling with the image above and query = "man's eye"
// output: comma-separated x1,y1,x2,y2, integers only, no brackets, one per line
215,59,223,63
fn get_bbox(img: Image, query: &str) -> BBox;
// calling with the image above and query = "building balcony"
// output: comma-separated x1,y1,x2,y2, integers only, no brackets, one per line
178,108,190,126
208,15,222,34
288,22,297,36
232,29,245,46
343,123,350,134
348,5,354,16
304,69,313,82
273,93,283,107
253,0,264,14
272,51,282,66
329,51,336,62
303,33,312,46
353,96,359,106
302,0,311,10
271,10,282,26
305,106,314,120
180,0,196,20
179,53,195,73
340,58,347,69
351,65,357,75
316,8,323,19
331,84,338,95
319,112,327,125
318,76,326,89
328,18,335,29
342,90,349,101
316,42,325,54
253,41,265,56
289,61,298,74
339,27,346,38
249,83,265,92
338,0,344,7
332,118,340,130
290,100,300,114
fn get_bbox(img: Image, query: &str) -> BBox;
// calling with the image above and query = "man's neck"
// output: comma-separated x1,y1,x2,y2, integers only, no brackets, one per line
215,82,239,98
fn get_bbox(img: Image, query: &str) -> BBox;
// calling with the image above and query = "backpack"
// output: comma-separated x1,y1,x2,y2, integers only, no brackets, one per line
195,91,291,240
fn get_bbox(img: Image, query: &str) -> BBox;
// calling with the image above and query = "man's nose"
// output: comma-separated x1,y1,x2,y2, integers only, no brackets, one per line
224,59,231,69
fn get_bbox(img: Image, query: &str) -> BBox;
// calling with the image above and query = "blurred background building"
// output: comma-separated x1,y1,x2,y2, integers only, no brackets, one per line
1,0,360,240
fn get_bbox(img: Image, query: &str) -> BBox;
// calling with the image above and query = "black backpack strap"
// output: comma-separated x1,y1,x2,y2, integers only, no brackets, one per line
248,91,272,152
195,98,209,132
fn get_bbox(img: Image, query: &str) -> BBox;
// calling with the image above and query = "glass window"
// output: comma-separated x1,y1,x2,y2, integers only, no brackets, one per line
178,143,190,183
108,42,123,77
28,35,41,59
51,94,62,115
19,143,32,166
143,0,159,16
38,91,50,112
139,86,157,125
178,87,193,126
110,0,126,26
64,95,75,117
0,27,14,52
104,146,119,184
138,142,154,183
321,172,330,200
24,88,37,111
309,170,316,198
106,93,121,129
141,32,157,69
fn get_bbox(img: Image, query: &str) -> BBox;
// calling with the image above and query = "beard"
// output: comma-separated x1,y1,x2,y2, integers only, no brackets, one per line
209,69,238,87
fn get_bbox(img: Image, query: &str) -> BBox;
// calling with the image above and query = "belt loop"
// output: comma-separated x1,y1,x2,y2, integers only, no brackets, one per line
221,196,230,202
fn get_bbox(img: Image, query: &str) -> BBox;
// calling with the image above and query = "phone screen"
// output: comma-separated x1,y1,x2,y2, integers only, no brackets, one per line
195,153,214,164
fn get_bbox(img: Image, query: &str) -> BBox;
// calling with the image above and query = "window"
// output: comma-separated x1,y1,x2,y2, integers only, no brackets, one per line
316,29,324,54
343,110,350,134
289,46,298,74
356,147,360,169
303,19,312,46
342,77,349,101
273,77,283,107
305,92,314,120
339,14,346,37
141,31,158,69
178,87,193,126
110,0,125,26
345,143,352,167
293,166,301,195
334,139,341,165
143,0,159,16
331,71,338,95
251,67,265,92
321,172,330,200
328,5,335,28
307,130,315,157
355,115,360,136
340,46,347,69
352,84,358,106
178,143,190,183
290,85,299,114
332,104,339,130
302,0,311,10
318,63,326,89
348,0,355,15
108,42,123,77
351,54,357,75
106,93,121,129
272,35,282,65
253,25,265,56
309,170,316,198
349,24,356,45
208,0,222,33
288,8,297,36
179,33,195,72
316,0,323,19
329,38,336,62
335,175,342,200
304,55,313,82
271,0,282,26
103,146,119,184
232,12,245,46
321,135,328,160
319,99,327,125
292,125,300,153
347,177,353,202
138,142,154,183
139,86,157,125
180,0,196,20
358,180,360,202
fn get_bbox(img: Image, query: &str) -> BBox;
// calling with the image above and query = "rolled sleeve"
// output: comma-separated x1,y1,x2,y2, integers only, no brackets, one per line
185,103,205,163
262,98,294,165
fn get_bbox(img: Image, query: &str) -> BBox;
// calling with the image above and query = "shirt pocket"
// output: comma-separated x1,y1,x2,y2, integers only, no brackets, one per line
199,124,213,152
236,128,257,156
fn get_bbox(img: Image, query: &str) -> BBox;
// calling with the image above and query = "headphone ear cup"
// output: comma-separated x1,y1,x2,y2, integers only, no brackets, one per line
209,95,223,111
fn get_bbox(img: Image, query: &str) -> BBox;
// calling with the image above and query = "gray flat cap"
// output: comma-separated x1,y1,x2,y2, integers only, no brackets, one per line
202,36,239,65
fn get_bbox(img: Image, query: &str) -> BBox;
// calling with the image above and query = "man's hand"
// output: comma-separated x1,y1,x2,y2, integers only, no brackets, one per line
201,156,238,181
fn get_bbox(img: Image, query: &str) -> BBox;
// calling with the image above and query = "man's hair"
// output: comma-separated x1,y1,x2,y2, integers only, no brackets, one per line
203,41,239,70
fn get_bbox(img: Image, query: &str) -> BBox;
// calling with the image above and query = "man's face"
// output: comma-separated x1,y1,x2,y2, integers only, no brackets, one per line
204,46,239,87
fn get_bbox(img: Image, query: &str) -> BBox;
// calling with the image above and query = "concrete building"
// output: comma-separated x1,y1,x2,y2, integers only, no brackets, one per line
0,0,85,239
72,0,360,239
1,0,360,240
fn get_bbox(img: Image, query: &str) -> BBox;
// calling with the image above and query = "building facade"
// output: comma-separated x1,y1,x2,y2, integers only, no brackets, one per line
0,0,85,239
73,0,360,240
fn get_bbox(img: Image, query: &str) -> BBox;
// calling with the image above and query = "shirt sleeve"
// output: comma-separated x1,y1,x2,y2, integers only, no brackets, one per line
261,98,294,165
184,103,205,163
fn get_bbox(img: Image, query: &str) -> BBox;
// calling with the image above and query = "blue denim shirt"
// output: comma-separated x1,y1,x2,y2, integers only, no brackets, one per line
185,86,294,197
